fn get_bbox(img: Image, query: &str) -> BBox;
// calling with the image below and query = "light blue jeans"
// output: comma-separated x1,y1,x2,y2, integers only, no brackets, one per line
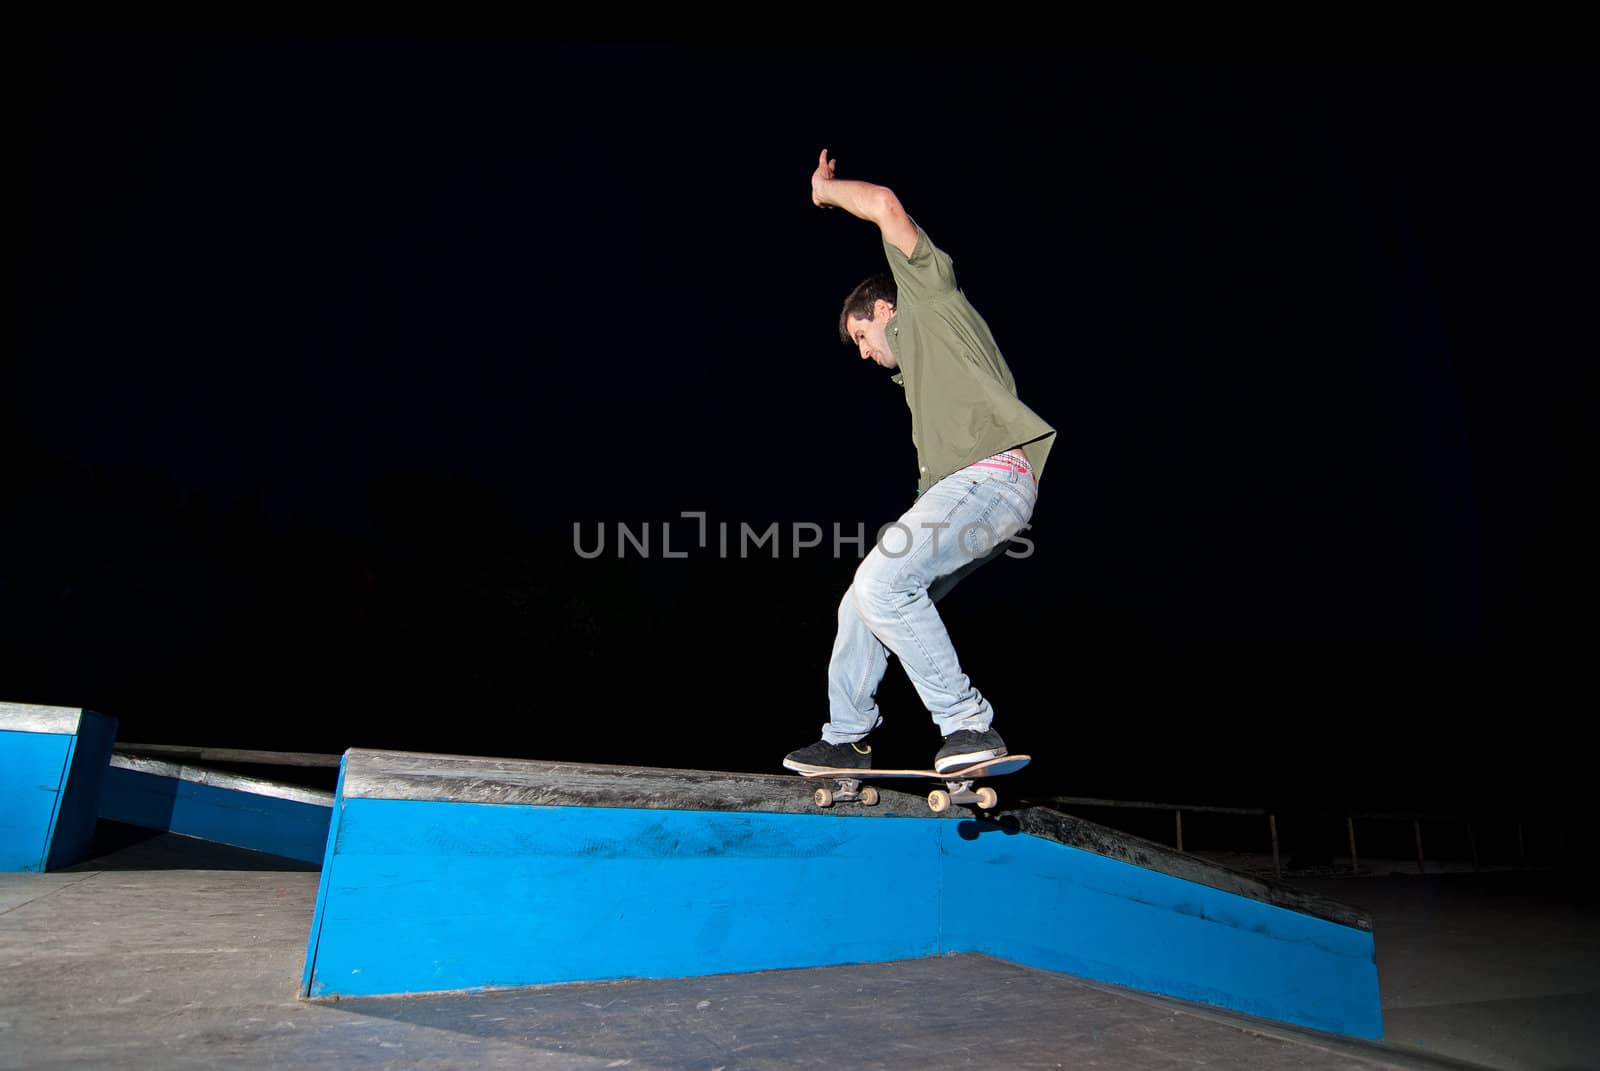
823,456,1038,744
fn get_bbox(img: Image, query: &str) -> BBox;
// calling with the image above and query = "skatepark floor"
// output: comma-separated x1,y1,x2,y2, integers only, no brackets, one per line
2,832,1596,1070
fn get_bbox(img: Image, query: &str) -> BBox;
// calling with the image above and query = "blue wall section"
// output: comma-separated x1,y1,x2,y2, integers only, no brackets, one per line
301,755,349,999
98,763,332,864
302,785,1382,1038
0,730,74,871
1,711,117,872
304,799,942,998
936,823,1382,1038
45,712,118,870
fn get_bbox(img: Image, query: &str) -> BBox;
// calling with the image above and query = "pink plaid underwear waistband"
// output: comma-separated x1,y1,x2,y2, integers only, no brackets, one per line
966,450,1033,477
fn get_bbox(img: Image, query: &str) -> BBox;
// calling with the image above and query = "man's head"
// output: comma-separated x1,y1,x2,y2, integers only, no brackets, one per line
839,275,899,370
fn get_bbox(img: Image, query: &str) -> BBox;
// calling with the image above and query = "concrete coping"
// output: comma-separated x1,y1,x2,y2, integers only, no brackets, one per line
0,703,87,735
341,748,942,818
110,754,335,808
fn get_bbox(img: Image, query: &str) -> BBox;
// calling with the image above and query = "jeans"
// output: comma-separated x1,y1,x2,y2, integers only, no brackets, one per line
822,456,1038,744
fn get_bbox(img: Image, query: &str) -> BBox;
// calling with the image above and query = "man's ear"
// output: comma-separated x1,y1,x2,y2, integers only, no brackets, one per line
874,298,896,320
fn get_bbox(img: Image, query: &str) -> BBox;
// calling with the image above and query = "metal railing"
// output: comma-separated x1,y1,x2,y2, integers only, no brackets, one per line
1035,795,1533,878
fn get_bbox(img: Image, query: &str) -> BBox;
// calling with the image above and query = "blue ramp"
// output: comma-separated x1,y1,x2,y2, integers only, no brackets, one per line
301,750,1382,1038
99,754,334,865
1,702,118,871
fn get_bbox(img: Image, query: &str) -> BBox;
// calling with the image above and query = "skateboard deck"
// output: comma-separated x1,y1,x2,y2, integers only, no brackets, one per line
794,755,1030,812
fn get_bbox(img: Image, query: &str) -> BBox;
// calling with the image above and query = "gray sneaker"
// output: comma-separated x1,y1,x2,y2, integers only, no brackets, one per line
935,728,1007,774
783,739,872,775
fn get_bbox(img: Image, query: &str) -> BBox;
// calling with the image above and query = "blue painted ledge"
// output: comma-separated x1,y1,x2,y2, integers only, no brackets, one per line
99,754,334,865
1,702,119,872
301,749,1382,1039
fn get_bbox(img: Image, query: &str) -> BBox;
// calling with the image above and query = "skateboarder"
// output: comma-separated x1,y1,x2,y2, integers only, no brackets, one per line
785,149,1056,777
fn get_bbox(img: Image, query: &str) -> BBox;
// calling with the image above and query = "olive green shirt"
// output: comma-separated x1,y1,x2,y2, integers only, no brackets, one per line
884,223,1056,495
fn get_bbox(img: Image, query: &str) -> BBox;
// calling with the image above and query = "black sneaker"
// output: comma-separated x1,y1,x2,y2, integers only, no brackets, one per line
783,739,872,775
935,728,1007,774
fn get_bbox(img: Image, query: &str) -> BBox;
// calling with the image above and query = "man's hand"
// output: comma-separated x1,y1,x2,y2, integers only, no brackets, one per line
811,148,838,207
809,147,917,256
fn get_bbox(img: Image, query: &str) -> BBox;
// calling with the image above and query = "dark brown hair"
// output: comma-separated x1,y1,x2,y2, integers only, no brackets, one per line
837,275,898,344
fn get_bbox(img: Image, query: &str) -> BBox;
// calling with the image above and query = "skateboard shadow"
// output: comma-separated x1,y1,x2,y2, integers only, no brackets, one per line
954,814,1023,841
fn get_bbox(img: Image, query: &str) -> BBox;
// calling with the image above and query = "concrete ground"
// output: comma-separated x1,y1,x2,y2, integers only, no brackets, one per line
1,833,1596,1070
1292,870,1600,1070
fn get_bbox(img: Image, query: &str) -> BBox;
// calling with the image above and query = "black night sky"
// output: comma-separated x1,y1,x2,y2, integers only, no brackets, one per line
8,40,1592,817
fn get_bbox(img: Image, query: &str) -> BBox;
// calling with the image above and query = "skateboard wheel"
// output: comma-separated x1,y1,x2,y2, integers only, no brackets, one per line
975,786,998,810
928,789,951,813
859,785,880,806
814,787,834,808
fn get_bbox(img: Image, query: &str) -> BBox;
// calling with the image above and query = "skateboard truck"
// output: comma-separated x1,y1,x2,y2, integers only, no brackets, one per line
927,779,998,813
812,778,880,808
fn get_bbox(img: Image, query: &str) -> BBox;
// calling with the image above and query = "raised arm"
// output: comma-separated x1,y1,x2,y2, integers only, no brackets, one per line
810,148,919,258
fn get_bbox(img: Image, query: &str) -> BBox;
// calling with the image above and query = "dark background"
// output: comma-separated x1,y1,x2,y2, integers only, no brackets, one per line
7,39,1591,817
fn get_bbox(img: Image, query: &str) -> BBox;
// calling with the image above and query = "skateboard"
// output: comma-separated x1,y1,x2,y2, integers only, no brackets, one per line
796,755,1030,813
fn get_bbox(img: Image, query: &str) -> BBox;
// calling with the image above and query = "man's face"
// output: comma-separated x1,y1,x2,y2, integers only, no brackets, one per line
846,300,897,370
